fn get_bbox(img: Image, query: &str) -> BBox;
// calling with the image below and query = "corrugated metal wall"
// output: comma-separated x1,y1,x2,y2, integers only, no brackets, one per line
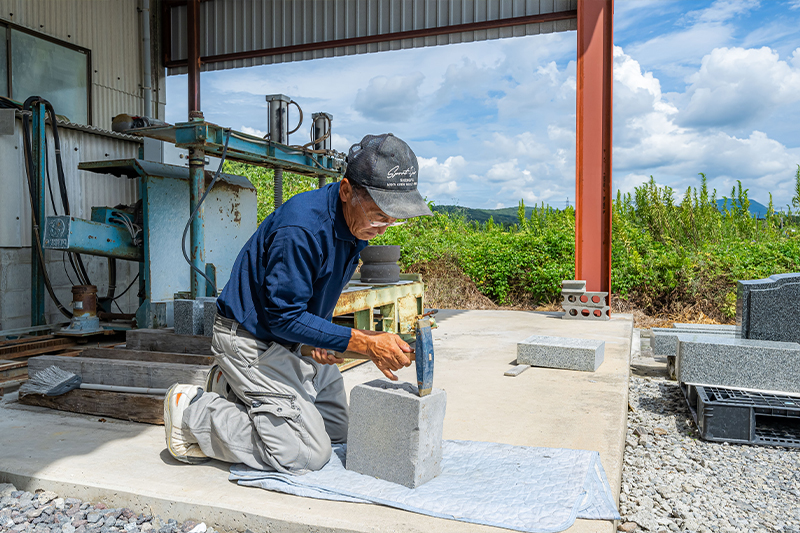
168,0,577,74
0,116,141,248
0,0,155,129
0,118,142,329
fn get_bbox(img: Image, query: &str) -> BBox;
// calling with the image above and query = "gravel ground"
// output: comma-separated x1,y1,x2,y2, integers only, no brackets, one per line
3,330,800,533
619,332,800,533
0,486,217,533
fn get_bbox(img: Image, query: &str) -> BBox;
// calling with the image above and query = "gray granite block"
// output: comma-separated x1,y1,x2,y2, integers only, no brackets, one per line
174,299,203,336
517,335,605,371
346,379,447,488
651,327,736,355
672,323,737,333
562,280,586,291
737,273,800,343
504,364,531,377
676,335,800,393
201,297,218,337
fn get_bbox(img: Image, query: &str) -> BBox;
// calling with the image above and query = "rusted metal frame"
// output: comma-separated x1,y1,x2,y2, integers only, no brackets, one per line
575,0,613,294
187,0,201,114
164,10,578,68
186,0,206,299
133,121,340,178
334,275,424,336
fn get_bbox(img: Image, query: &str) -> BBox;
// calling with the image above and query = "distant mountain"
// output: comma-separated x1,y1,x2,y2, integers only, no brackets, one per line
435,199,772,226
432,204,557,226
715,199,769,219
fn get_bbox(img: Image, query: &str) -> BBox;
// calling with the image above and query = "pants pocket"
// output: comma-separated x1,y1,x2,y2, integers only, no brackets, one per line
245,391,301,419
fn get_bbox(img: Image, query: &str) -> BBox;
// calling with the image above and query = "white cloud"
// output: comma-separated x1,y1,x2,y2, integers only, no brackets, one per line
353,73,426,122
678,46,800,129
687,0,759,23
240,125,266,138
611,46,800,207
417,155,465,198
330,133,354,153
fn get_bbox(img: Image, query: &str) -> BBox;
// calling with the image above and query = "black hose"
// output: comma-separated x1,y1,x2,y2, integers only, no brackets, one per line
21,96,72,319
110,272,139,302
42,101,92,286
181,129,231,295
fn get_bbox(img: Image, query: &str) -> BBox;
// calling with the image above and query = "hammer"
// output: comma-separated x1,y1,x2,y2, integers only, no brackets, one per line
300,313,436,397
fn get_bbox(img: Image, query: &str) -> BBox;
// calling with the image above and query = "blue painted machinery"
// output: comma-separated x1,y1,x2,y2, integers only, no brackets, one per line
38,102,343,330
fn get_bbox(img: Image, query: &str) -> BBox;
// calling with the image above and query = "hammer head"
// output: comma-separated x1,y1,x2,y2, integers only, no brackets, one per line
414,318,434,396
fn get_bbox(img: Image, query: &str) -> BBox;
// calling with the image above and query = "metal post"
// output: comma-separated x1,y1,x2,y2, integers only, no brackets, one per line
266,94,291,208
312,112,333,189
187,0,201,115
30,101,46,326
575,0,613,293
188,148,205,299
187,0,205,298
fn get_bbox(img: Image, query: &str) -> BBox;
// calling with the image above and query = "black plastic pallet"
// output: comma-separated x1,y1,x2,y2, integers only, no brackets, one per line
681,383,800,447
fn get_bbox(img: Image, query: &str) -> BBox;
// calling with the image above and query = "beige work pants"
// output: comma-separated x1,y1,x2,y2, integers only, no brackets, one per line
182,314,348,474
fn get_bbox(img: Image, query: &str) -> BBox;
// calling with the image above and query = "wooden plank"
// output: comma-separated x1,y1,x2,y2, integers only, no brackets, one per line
19,389,164,425
0,334,55,348
0,360,28,380
0,377,27,396
0,338,77,361
338,359,369,372
28,356,209,389
52,350,84,358
81,347,214,366
125,329,213,355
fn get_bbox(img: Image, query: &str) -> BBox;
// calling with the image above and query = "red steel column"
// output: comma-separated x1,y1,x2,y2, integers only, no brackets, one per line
575,0,613,293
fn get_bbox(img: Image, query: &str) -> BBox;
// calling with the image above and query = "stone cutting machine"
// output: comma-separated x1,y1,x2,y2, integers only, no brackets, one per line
37,96,343,331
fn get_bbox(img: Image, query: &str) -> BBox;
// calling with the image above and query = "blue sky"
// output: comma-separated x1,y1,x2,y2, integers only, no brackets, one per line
166,0,800,210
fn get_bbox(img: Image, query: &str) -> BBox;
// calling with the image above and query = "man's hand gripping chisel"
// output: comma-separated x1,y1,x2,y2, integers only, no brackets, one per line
300,311,437,397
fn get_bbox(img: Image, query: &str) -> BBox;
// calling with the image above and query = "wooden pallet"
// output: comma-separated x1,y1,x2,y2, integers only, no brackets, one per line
0,336,82,395
19,336,213,425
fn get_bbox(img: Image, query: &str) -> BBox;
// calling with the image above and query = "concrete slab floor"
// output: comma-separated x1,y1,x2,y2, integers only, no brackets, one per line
0,310,632,533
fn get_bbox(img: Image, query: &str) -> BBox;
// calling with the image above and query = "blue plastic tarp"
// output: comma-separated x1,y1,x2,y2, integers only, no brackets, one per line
229,440,620,533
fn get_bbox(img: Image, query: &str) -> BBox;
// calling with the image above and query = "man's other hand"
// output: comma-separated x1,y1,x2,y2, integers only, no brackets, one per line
309,347,345,366
347,329,413,381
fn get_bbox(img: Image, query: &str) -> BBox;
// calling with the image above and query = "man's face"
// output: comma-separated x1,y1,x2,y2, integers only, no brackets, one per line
340,179,398,241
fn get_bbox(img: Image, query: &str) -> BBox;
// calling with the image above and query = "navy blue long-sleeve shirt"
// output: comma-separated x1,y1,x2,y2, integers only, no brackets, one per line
216,182,368,352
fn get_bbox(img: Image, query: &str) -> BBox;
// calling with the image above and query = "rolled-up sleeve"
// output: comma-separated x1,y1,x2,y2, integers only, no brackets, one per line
261,226,353,352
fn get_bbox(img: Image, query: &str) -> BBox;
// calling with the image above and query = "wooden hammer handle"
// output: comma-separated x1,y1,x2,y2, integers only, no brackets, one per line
299,345,372,360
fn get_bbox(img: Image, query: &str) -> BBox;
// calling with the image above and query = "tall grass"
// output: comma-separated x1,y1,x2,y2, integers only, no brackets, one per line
232,161,800,320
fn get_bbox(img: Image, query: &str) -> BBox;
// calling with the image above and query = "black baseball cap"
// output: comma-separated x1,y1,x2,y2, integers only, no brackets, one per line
344,133,433,219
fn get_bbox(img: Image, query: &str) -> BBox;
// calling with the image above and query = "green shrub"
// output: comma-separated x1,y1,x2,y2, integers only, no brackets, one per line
234,160,800,320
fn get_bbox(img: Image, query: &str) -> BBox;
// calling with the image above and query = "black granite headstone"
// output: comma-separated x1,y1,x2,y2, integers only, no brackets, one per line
737,273,800,343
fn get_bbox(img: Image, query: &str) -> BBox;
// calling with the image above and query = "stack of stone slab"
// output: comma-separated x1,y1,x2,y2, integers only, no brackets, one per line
561,280,609,321
674,273,800,394
174,297,218,336
650,323,737,380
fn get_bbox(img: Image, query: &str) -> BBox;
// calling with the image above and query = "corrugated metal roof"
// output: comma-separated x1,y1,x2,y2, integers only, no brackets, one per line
0,0,147,127
167,0,577,74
